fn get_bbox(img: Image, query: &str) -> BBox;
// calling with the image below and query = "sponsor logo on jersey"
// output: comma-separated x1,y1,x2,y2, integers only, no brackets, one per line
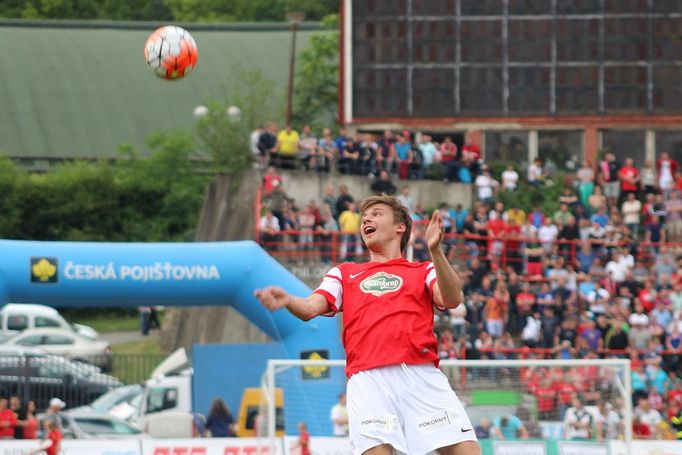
359,272,403,296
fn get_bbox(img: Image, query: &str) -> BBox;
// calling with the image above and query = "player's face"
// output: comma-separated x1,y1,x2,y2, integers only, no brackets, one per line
361,203,405,249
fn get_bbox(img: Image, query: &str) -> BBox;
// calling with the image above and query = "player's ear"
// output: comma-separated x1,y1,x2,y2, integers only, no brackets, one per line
396,222,406,234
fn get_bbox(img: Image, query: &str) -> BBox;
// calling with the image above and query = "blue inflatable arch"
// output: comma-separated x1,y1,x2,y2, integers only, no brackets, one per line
0,239,343,359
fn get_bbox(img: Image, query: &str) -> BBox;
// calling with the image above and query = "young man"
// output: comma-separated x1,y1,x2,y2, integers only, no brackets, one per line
256,195,480,455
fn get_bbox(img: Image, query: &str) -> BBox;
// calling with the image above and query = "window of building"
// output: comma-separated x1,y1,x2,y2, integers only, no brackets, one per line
601,130,646,166
538,131,584,173
484,131,529,165
655,131,682,164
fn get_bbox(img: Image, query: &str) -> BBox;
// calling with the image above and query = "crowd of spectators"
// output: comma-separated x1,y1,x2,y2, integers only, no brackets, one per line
251,123,484,182
256,128,682,439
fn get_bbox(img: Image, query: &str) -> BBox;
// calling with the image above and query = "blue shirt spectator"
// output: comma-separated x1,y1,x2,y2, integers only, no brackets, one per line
590,211,609,228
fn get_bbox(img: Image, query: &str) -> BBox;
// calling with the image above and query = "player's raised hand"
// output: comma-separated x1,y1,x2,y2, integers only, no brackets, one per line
425,209,445,251
254,286,291,311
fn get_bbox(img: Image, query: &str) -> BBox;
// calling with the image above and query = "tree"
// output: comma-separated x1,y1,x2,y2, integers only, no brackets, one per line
292,14,339,128
195,67,283,176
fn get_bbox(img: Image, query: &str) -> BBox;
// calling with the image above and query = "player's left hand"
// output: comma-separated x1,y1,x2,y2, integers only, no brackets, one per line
425,210,444,251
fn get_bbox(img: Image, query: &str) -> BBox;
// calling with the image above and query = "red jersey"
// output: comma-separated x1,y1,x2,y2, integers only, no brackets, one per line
299,430,310,455
314,258,440,377
0,408,16,438
46,429,62,455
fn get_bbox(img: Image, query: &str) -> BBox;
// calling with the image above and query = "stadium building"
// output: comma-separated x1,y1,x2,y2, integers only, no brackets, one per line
341,0,682,171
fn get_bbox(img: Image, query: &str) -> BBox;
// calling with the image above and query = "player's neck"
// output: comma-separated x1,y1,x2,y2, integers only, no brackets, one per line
368,245,403,263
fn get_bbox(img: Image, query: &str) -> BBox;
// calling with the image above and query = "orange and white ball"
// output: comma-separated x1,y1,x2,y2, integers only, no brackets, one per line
144,26,198,80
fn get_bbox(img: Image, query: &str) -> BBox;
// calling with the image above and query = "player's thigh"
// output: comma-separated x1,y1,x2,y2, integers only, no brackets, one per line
347,368,408,454
399,364,477,453
361,444,394,455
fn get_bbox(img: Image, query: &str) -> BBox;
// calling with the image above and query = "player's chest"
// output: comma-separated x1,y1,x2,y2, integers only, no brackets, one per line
342,269,425,308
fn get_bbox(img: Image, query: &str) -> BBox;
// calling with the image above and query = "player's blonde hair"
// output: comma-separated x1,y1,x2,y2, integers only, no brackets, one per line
360,194,412,252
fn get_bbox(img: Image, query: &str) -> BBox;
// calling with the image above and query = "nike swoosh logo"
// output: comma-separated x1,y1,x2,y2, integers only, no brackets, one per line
461,428,473,433
350,271,366,279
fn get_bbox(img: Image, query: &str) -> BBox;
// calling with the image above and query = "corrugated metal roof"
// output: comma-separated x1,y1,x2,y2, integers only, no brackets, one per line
0,23,318,159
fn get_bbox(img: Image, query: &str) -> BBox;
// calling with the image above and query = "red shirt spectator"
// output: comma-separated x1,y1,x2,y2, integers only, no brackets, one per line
462,142,481,161
263,167,283,194
439,138,458,162
619,160,640,192
535,383,557,415
633,419,652,439
552,379,577,406
0,400,17,439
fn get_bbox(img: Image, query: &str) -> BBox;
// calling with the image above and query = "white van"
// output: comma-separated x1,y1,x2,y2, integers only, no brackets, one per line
0,303,98,342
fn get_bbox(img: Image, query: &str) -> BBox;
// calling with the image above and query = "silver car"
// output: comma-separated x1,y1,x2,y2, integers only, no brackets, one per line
41,411,149,439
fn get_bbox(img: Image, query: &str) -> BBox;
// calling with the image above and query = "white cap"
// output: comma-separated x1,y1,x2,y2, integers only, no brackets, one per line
49,398,66,409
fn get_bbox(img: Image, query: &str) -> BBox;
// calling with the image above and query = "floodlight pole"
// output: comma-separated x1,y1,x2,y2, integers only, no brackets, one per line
285,12,305,127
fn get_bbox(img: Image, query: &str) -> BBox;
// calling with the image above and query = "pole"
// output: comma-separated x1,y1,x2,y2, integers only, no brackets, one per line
285,22,298,127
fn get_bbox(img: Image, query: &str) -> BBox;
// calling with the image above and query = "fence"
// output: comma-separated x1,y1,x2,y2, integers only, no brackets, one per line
0,353,165,411
256,227,682,270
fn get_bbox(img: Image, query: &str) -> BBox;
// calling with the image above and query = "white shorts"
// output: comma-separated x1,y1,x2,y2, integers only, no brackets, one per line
347,363,477,455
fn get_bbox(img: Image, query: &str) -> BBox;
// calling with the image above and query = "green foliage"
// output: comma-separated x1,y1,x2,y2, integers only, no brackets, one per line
292,14,339,128
495,179,566,216
0,131,206,242
0,0,338,21
196,67,283,176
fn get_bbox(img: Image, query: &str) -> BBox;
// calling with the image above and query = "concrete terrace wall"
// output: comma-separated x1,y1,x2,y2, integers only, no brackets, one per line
276,170,473,209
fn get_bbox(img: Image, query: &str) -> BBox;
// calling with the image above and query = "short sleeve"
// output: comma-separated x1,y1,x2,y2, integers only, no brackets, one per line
314,266,344,316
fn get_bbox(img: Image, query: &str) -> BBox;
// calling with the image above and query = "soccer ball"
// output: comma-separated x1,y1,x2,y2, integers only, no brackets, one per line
144,25,198,80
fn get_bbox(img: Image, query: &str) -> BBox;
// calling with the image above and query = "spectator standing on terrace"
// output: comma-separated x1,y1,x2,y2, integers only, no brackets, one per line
461,136,482,177
317,128,338,173
276,125,301,168
527,158,545,186
645,215,666,253
316,208,339,263
338,201,362,261
440,136,459,182
297,204,316,252
657,152,679,196
501,164,519,191
418,134,439,172
537,218,559,253
622,192,642,238
370,170,397,196
250,125,264,168
641,160,657,195
392,132,413,180
0,397,16,439
619,158,641,199
475,167,497,203
263,167,283,195
257,122,278,167
577,159,596,208
335,185,354,220
665,191,682,242
598,152,620,206
396,185,415,213
358,133,379,176
298,125,318,171
376,130,396,175
259,210,280,250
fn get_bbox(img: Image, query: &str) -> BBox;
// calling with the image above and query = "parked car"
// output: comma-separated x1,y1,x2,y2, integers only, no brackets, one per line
0,348,121,411
0,303,99,341
2,327,112,370
70,384,143,421
39,411,148,439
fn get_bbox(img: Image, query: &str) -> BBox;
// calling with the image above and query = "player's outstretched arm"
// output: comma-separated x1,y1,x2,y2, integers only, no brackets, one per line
426,210,463,309
254,286,329,321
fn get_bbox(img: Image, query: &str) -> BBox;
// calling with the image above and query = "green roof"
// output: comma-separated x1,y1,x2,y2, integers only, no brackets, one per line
0,21,319,160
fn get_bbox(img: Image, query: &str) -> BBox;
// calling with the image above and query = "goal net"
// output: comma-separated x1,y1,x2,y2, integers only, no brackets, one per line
261,358,632,453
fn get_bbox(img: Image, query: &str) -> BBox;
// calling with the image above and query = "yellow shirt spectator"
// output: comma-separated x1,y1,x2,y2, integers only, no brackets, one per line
277,128,300,157
338,210,361,233
506,208,526,226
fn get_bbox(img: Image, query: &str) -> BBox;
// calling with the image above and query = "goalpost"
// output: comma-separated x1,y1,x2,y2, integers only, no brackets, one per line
261,358,632,455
